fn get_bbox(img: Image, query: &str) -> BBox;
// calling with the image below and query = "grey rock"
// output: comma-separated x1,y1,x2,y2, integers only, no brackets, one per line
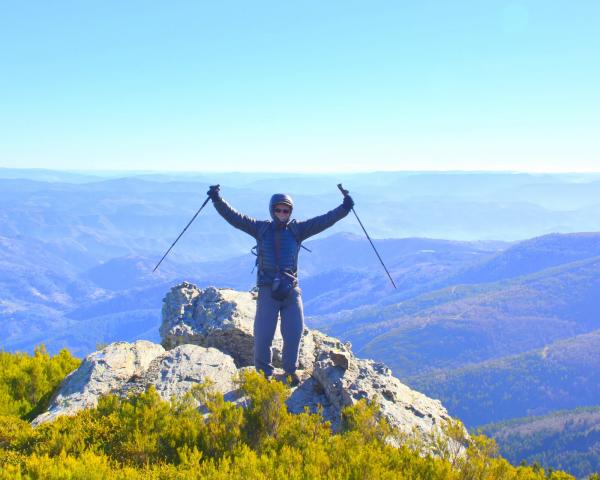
160,284,258,367
122,344,238,403
330,351,351,370
312,348,453,437
34,283,466,451
286,377,338,420
159,283,461,441
160,282,319,371
32,340,165,425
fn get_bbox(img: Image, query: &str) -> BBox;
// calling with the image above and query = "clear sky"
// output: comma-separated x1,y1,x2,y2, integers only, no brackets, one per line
1,1,598,173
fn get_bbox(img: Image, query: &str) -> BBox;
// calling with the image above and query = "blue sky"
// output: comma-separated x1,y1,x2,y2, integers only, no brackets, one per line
1,1,598,172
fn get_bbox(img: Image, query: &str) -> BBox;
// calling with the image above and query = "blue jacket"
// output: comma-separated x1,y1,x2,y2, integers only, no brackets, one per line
213,198,350,286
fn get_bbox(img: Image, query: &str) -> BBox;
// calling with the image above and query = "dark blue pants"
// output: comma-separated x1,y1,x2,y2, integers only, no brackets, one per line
254,286,304,377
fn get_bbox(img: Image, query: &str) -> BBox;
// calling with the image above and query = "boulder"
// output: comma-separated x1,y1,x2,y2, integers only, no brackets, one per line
32,340,165,426
312,347,451,435
160,283,323,372
122,344,239,402
33,282,464,449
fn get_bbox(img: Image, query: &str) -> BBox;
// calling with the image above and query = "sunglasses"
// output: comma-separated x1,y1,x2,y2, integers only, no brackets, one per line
274,208,290,214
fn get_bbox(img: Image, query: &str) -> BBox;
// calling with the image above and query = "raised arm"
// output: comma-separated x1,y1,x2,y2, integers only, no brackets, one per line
208,186,260,238
295,198,353,241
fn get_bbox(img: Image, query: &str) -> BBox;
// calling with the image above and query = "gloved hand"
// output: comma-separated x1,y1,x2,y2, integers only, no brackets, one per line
207,184,221,202
343,194,354,211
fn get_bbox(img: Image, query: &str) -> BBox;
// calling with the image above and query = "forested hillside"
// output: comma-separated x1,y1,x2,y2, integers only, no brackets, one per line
481,407,600,479
408,330,600,425
308,233,600,434
314,250,600,376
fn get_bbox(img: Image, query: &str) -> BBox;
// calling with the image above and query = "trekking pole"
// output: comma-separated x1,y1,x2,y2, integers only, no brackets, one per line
152,185,219,272
337,184,397,289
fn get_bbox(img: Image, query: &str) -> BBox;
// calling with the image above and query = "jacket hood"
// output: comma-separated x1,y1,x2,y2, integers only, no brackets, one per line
269,193,294,223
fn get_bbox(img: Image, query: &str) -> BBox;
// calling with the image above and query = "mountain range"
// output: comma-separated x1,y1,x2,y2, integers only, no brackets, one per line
308,232,600,428
2,170,600,431
3,169,600,476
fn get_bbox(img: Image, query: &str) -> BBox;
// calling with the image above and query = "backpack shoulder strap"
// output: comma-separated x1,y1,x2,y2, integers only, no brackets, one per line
251,221,272,272
287,220,312,253
287,220,300,241
257,221,270,239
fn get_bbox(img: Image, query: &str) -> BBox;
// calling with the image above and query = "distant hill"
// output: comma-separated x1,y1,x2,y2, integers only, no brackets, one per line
3,172,600,433
360,254,600,374
309,233,600,378
451,232,600,284
4,172,600,268
0,234,219,355
303,233,600,429
408,329,600,426
479,406,600,479
300,233,503,314
0,232,503,355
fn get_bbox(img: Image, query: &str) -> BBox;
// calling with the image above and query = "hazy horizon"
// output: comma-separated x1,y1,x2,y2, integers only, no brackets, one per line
3,166,600,176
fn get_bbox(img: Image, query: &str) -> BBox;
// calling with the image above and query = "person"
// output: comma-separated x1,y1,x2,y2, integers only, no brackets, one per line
207,185,354,386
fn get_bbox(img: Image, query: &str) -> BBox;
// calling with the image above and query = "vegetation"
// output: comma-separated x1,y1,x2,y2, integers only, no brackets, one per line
480,406,600,479
0,345,80,419
308,257,600,402
359,255,600,378
408,330,600,426
0,347,583,479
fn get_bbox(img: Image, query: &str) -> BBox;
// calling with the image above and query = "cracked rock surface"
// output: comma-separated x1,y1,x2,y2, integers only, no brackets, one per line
33,282,462,447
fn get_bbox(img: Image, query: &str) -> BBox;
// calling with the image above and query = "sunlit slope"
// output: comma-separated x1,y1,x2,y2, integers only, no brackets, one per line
359,255,600,376
480,406,600,479
409,329,600,425
309,233,600,377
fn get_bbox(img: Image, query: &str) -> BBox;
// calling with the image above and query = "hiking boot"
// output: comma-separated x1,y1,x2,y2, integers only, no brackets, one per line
284,372,301,387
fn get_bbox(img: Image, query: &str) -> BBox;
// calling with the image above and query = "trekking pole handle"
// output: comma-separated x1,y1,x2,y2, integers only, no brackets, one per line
337,183,349,197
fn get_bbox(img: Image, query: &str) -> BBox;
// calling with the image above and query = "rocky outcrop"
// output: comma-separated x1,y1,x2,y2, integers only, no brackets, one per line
121,344,238,402
160,284,323,372
311,347,451,434
32,340,166,425
160,285,259,366
34,282,461,445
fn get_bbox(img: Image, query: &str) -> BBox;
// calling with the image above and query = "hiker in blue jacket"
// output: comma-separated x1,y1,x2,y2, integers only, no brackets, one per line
207,185,353,386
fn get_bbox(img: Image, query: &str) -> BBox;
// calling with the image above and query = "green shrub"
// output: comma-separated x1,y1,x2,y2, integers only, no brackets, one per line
0,347,577,479
0,345,80,419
